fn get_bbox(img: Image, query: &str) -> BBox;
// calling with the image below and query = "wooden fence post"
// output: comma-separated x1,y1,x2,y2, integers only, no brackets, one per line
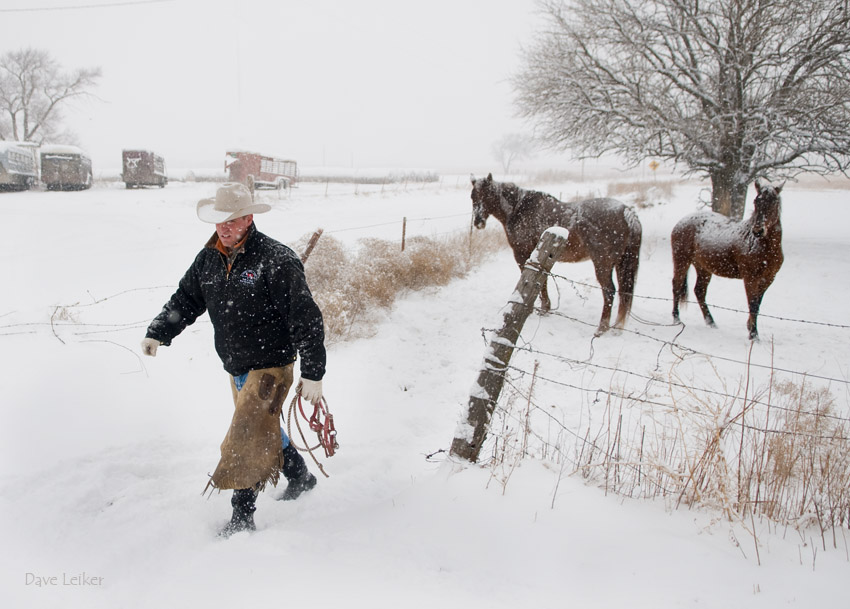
450,228,569,463
300,228,324,264
401,216,407,252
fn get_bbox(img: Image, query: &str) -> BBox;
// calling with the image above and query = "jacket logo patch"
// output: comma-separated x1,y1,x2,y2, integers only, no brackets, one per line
239,269,259,286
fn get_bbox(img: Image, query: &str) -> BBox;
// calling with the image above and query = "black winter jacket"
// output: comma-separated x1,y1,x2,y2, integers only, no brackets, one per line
146,223,326,380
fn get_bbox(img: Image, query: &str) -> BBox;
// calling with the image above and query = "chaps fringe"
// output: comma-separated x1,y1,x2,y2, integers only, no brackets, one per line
202,366,293,495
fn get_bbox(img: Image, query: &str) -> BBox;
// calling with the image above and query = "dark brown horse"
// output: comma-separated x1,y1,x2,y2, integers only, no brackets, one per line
471,173,642,336
671,179,784,340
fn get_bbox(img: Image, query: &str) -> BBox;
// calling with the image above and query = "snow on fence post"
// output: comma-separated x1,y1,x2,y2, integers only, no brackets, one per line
450,227,569,462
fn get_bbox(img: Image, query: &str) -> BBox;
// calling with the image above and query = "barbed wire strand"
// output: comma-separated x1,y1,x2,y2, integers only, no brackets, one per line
538,310,850,387
498,362,850,443
494,373,678,496
502,339,850,424
548,271,850,330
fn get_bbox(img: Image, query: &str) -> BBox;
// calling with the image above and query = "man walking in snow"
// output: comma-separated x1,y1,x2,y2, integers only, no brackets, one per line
141,182,326,537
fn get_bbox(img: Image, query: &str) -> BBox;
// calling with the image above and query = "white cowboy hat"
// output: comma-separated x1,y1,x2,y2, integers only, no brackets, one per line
196,182,271,223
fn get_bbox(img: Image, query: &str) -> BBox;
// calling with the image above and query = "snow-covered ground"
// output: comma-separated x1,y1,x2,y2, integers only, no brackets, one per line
1,176,847,608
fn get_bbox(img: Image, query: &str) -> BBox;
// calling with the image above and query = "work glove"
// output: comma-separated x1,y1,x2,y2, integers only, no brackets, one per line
141,337,161,357
298,378,323,405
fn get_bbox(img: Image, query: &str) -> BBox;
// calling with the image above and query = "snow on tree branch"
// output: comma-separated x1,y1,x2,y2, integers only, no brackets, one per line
514,0,850,218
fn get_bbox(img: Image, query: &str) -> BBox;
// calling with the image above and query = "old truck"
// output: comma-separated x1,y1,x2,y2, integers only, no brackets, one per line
122,149,168,188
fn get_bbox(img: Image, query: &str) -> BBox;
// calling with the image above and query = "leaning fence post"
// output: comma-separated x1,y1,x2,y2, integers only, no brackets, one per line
300,228,324,264
450,227,569,463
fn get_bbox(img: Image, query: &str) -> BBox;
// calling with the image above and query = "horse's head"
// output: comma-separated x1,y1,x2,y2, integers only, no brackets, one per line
470,172,496,229
751,179,784,237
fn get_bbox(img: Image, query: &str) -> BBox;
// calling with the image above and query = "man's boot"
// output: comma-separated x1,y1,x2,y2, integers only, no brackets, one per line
219,488,257,537
279,443,317,501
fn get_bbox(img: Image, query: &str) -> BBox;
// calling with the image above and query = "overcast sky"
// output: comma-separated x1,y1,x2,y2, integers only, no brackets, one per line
2,0,568,172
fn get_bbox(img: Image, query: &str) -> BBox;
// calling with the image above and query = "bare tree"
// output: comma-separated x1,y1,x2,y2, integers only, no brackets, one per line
0,48,101,144
491,133,537,173
514,0,850,218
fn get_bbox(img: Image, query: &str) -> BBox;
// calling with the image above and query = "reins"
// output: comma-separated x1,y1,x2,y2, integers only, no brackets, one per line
285,393,338,478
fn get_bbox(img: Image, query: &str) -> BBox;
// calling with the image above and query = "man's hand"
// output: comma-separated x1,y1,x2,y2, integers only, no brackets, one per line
141,338,161,357
299,378,323,405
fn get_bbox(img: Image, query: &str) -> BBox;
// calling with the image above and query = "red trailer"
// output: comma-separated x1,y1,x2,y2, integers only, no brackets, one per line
225,150,297,191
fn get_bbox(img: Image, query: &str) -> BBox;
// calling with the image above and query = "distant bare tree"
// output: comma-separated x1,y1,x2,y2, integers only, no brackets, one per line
491,133,537,173
514,0,850,218
0,48,101,144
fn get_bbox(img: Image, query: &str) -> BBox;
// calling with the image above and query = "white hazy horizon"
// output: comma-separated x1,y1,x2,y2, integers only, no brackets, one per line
2,0,587,173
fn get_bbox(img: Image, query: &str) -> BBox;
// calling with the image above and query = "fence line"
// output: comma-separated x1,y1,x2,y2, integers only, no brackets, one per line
548,271,850,330
0,213,476,336
469,284,850,536
494,373,679,496
472,250,849,496
491,362,850,533
324,212,470,237
490,355,850,521
498,359,850,442
492,368,850,499
539,310,850,387
498,339,850,424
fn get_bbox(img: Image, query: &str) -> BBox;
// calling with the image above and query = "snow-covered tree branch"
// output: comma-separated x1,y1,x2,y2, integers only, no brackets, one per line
514,0,850,218
0,48,101,146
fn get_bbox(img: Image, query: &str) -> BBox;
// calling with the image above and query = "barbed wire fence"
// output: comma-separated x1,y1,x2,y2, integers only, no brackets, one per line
453,257,850,548
0,209,490,385
0,211,475,336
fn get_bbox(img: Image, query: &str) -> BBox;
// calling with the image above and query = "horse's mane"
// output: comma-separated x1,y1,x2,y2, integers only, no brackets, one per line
483,178,574,225
493,180,525,204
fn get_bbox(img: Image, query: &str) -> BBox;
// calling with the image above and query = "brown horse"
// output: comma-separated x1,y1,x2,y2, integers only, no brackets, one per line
471,173,642,336
671,179,784,340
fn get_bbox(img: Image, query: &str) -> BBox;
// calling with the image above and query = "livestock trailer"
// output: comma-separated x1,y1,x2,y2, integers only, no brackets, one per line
40,145,93,190
0,141,38,190
225,150,297,191
122,149,167,188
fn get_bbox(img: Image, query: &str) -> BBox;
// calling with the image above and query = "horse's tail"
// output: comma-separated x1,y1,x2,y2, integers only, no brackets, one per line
670,220,692,314
615,207,642,328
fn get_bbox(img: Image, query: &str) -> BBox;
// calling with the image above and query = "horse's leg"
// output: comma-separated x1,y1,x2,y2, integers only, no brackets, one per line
744,283,765,341
694,268,716,327
671,262,689,323
593,265,616,336
670,232,690,324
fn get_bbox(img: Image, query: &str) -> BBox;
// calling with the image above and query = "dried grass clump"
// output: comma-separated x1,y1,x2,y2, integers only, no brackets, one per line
757,380,850,529
295,227,506,344
354,238,407,307
671,377,850,533
296,235,369,343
